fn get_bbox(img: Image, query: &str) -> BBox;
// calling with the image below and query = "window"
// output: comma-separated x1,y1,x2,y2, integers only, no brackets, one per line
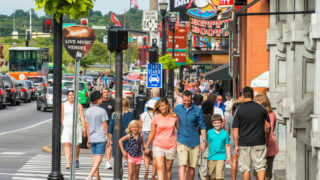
305,0,315,11
277,0,287,22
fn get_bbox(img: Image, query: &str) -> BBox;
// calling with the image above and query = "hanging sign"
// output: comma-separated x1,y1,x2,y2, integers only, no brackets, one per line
219,0,234,7
190,18,229,37
62,25,96,60
167,27,187,64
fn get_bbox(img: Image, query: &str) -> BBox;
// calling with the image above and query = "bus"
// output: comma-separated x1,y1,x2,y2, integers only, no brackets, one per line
8,47,49,80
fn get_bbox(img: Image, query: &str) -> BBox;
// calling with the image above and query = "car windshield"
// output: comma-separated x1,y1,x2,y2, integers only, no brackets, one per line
25,81,32,87
48,74,53,79
27,77,43,83
0,77,12,88
64,82,85,90
62,88,68,95
63,76,74,81
123,85,132,91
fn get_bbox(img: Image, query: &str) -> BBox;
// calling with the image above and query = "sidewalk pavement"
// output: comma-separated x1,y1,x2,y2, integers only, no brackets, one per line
40,145,242,180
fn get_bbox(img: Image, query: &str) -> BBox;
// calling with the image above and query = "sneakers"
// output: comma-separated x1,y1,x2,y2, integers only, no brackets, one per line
75,160,80,168
105,161,112,169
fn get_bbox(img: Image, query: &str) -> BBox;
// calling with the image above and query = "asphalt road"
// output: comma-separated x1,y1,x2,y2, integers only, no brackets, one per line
0,101,52,179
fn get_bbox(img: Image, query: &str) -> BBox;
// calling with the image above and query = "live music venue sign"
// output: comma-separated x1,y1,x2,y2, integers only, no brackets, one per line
190,18,230,37
62,25,96,60
167,27,187,65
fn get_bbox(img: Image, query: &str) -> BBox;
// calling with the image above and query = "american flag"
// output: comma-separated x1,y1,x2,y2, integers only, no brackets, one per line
130,0,139,9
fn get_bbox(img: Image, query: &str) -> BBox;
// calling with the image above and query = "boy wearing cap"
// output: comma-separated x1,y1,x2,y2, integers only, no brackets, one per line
85,91,110,180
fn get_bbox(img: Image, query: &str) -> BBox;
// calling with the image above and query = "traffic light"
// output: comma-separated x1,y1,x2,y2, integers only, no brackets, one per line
42,19,53,33
26,30,31,41
81,18,88,26
108,27,128,52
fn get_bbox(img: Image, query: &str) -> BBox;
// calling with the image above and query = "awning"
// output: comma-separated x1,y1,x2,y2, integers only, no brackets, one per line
250,71,269,88
205,64,232,81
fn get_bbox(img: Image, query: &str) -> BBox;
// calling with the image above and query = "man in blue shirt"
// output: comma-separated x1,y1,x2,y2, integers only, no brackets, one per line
102,75,108,88
174,90,207,180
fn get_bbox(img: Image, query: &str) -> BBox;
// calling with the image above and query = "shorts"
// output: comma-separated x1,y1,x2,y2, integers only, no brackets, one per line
239,145,267,173
152,146,177,160
177,142,200,168
142,131,153,151
128,155,143,165
208,160,225,179
90,142,106,155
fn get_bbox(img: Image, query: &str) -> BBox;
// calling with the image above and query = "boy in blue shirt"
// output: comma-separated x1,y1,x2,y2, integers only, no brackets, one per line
207,114,231,180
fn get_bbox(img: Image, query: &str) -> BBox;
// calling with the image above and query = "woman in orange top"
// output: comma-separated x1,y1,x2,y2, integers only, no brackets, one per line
145,97,178,180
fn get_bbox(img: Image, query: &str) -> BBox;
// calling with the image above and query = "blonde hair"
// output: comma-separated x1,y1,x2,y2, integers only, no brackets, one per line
126,120,141,134
122,98,130,115
153,97,173,115
254,94,273,113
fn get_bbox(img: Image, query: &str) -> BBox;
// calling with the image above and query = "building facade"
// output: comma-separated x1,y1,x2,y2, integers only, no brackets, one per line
267,0,319,179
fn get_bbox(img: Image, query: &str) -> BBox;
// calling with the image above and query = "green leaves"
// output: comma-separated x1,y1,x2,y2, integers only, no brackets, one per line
35,0,94,22
159,54,176,70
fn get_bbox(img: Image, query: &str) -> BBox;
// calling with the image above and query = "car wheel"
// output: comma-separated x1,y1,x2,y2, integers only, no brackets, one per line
0,102,3,110
24,97,28,103
42,103,47,112
11,98,17,106
36,101,41,110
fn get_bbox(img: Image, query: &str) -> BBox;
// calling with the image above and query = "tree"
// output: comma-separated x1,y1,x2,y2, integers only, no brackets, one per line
80,40,108,72
35,0,94,21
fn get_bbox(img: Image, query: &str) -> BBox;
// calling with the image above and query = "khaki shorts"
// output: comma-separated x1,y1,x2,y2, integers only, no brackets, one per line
152,146,177,160
208,160,225,179
177,142,200,168
239,145,267,173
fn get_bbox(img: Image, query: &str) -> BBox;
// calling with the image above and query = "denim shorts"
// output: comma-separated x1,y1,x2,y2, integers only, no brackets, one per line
90,142,106,155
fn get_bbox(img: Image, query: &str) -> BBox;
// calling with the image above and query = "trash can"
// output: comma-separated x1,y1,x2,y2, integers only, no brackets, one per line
135,95,146,116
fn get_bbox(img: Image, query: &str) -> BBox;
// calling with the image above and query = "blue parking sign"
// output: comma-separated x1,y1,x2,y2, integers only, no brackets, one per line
147,63,162,88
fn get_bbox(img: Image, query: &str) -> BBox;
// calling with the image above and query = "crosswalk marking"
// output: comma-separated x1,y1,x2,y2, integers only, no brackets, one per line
12,154,153,180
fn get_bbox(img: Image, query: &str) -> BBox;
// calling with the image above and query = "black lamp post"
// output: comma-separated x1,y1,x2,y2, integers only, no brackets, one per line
167,12,176,104
159,0,168,98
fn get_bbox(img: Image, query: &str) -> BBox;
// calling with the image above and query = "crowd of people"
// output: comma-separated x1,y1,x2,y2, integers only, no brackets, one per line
60,76,279,180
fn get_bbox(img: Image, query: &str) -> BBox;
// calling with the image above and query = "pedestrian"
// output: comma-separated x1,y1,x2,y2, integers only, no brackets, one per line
174,90,207,180
193,88,203,107
232,87,271,180
100,88,115,170
225,102,241,180
197,100,214,180
61,90,86,169
174,88,183,107
102,74,108,88
207,114,231,180
119,120,145,180
215,95,225,114
255,94,279,180
108,98,135,158
145,97,179,180
139,99,157,179
85,91,110,180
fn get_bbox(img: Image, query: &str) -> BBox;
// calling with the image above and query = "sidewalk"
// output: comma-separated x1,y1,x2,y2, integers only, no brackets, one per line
39,146,241,180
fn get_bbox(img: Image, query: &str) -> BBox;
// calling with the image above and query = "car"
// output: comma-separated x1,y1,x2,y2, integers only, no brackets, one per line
149,74,160,83
17,80,32,103
0,80,7,109
111,84,134,105
62,81,90,107
48,74,54,85
37,87,68,112
26,76,47,98
25,80,36,101
0,75,21,106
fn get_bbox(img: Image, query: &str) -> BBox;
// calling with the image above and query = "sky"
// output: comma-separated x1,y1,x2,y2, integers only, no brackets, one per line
0,0,150,16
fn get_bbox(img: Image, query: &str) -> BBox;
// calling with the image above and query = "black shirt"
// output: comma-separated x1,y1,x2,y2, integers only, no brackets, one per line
232,101,270,146
100,99,115,120
193,94,203,106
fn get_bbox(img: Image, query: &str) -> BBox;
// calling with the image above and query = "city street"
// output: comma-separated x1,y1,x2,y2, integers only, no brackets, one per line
0,102,242,179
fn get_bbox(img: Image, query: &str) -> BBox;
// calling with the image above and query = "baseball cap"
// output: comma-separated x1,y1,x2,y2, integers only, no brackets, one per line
146,99,157,109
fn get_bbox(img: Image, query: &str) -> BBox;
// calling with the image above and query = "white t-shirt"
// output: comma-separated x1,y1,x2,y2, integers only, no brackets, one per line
214,107,224,119
140,111,154,131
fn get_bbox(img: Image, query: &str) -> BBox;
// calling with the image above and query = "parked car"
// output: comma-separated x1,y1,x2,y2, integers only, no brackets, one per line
0,80,7,109
62,81,90,107
37,87,68,112
0,75,21,106
25,80,36,101
17,80,32,103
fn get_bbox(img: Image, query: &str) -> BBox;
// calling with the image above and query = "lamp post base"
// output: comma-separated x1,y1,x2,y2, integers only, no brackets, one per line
48,172,64,180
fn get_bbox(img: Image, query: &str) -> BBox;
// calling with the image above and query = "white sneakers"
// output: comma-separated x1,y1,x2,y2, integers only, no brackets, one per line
105,161,112,169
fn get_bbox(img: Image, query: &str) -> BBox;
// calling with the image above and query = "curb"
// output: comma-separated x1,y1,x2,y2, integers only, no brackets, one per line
42,145,52,154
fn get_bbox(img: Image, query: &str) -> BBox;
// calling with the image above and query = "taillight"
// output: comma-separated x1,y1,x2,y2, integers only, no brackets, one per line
21,88,26,92
30,88,33,91
0,90,1,95
42,83,47,87
10,89,14,93
85,92,88,97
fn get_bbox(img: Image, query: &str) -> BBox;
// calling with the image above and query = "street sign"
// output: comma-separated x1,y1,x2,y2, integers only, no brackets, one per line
167,27,187,64
62,25,96,60
92,25,107,29
142,10,158,32
147,63,162,88
63,23,77,29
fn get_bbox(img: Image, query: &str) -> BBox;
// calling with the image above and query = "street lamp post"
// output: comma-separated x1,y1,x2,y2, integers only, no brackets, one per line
159,0,168,98
167,12,176,105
